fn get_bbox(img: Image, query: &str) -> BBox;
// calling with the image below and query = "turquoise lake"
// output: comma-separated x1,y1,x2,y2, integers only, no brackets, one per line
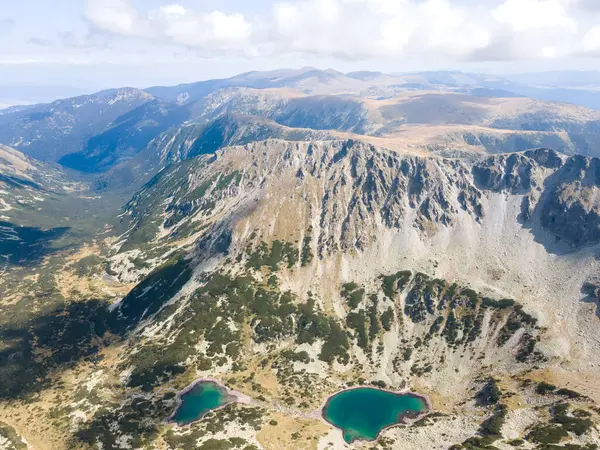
322,387,429,443
170,381,235,426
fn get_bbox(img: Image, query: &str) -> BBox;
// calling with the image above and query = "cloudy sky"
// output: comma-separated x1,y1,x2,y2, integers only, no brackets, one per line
2,0,600,99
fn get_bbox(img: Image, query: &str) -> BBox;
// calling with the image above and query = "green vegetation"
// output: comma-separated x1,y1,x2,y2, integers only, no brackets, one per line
0,297,113,399
281,350,311,364
368,297,381,340
115,257,193,330
0,220,70,266
341,284,365,309
455,402,508,449
381,271,412,298
70,254,104,277
533,445,598,450
318,318,350,364
527,424,569,444
556,388,585,399
301,226,314,266
76,393,175,448
552,403,595,436
347,311,369,349
247,240,299,271
477,378,502,405
527,402,595,445
536,382,558,395
0,422,27,450
482,298,516,309
381,307,394,331
215,172,243,191
119,162,241,249
341,269,542,377
124,268,353,393
479,404,508,439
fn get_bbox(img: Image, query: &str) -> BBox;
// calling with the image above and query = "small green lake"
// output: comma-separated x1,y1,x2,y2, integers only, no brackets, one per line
170,380,235,426
322,388,429,443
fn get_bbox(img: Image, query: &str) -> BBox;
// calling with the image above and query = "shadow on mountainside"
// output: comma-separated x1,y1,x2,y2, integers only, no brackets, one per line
0,221,70,266
74,390,176,449
0,257,193,401
0,298,113,400
581,283,600,320
471,149,600,256
518,155,600,256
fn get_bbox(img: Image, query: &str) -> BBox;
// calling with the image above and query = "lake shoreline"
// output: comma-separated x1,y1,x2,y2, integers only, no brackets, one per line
319,385,432,444
166,378,252,427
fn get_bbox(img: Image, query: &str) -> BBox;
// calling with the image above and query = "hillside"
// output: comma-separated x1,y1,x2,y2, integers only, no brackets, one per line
3,69,600,181
1,68,600,449
1,139,599,449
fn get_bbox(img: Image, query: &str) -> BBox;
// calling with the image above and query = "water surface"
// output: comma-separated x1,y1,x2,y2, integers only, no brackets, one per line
323,387,429,443
170,380,235,426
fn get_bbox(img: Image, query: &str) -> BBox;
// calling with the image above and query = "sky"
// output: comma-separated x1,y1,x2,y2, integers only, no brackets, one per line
1,0,600,102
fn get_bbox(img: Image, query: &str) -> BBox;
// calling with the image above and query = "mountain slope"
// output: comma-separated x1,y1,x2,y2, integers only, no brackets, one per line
4,70,600,179
1,139,600,449
0,88,154,163
94,114,336,193
0,144,70,218
3,67,600,450
58,99,191,173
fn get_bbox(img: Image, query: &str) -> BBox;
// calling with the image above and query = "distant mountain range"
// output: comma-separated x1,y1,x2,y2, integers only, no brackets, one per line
2,67,600,186
2,67,600,450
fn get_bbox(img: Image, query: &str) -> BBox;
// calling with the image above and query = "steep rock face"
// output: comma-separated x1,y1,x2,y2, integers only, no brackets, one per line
150,114,334,165
114,140,600,373
472,148,563,194
119,140,482,256
120,140,600,261
538,156,600,248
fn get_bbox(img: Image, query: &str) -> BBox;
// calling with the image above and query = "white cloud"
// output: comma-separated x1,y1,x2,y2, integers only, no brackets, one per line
575,0,600,11
80,0,600,63
582,26,600,55
159,4,186,17
492,0,577,32
27,37,53,47
153,9,253,51
85,0,253,53
85,0,149,37
0,58,91,65
265,0,495,60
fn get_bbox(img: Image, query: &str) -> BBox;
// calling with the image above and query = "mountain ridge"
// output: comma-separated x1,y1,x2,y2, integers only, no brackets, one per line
4,68,600,180
2,68,600,449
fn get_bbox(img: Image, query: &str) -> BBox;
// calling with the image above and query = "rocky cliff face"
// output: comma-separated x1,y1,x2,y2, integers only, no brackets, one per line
115,138,600,378
119,140,600,261
538,156,600,248
113,140,600,380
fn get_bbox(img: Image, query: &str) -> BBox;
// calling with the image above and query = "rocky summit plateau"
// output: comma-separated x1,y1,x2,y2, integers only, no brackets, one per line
1,68,600,450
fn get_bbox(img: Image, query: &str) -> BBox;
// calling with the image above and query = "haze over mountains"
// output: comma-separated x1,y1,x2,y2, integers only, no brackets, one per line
3,67,600,186
1,67,600,450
